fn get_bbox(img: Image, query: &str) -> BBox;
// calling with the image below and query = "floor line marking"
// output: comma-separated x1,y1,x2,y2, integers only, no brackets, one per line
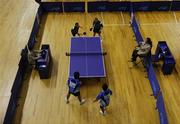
141,22,180,26
101,12,104,25
104,23,129,26
121,12,125,24
174,12,178,24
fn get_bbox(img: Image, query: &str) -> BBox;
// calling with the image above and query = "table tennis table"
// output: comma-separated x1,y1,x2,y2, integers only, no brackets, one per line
68,37,106,78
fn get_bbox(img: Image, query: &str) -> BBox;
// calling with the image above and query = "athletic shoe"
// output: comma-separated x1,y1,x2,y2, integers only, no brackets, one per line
65,97,69,104
80,99,85,105
99,110,106,116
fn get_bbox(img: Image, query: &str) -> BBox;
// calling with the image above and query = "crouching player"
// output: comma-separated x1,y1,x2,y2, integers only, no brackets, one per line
93,83,112,115
65,72,85,105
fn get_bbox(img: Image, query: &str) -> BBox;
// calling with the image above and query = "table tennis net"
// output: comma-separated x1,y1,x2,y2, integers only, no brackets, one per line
67,51,106,56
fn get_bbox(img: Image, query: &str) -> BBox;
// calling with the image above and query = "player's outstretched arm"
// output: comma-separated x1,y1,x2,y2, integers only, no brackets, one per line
93,98,98,103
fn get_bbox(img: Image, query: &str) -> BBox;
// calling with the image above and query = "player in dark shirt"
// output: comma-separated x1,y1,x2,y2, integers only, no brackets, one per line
71,22,81,37
90,18,103,36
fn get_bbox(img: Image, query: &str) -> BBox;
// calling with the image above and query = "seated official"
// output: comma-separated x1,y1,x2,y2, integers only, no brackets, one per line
131,37,152,62
26,45,42,68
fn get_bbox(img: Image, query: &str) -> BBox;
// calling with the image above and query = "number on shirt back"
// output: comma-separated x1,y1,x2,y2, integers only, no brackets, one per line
104,95,110,100
69,81,76,88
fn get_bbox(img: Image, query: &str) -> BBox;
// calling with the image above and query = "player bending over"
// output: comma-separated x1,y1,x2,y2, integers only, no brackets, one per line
65,72,85,105
93,83,112,116
71,22,82,37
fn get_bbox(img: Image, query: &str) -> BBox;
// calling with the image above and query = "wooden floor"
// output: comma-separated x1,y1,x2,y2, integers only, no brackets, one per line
0,1,180,124
19,12,158,124
0,0,39,123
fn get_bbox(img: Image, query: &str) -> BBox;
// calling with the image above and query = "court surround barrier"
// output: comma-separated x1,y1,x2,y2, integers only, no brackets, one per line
3,6,44,124
132,1,171,11
89,1,180,12
41,2,85,12
38,1,180,13
156,92,168,124
64,2,85,12
4,0,180,123
130,11,168,124
28,6,44,49
41,2,63,12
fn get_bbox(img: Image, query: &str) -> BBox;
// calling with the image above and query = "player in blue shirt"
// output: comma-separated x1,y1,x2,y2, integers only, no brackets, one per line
65,72,85,105
93,83,112,115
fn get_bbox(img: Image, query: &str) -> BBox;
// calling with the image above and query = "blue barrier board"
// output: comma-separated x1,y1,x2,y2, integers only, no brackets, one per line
88,1,108,12
64,2,85,12
133,1,171,11
131,11,168,124
156,93,168,124
3,95,17,124
41,2,63,12
131,16,144,44
171,1,180,11
3,6,44,124
28,6,43,49
108,2,130,12
148,63,161,96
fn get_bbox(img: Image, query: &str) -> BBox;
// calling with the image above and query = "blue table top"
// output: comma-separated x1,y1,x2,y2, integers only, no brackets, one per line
69,37,106,78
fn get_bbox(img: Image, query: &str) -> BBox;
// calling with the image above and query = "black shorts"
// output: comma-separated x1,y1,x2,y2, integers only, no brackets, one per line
69,91,80,97
93,28,101,33
71,29,78,36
